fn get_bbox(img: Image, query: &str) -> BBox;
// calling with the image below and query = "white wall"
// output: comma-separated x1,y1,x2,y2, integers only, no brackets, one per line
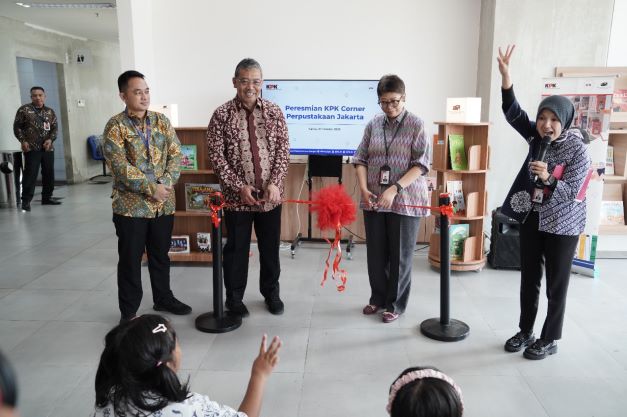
0,16,121,183
119,0,481,132
608,0,627,65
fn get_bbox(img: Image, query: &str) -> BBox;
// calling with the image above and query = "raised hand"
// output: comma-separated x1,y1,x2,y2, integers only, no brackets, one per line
497,44,515,89
239,334,282,417
251,334,281,378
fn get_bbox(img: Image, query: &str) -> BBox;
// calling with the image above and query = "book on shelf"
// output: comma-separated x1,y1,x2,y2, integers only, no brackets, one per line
449,224,470,261
180,144,198,171
599,200,625,225
169,235,190,254
446,180,466,215
612,89,627,113
575,234,597,262
448,134,468,170
185,183,221,212
606,145,615,176
196,232,211,252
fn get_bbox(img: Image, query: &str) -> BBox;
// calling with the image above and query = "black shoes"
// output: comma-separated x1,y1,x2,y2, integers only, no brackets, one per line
153,297,192,315
265,297,284,315
523,339,558,360
21,201,31,211
42,199,61,205
505,331,536,352
225,300,250,317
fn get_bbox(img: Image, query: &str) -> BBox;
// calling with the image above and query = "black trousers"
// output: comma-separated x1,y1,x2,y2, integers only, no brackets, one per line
22,150,55,203
113,214,175,318
518,211,579,340
223,205,282,302
363,210,420,314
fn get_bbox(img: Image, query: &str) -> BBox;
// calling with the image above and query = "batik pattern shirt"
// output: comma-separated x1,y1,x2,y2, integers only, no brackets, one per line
353,110,431,217
501,87,591,236
13,104,58,151
103,110,181,218
207,97,290,212
92,392,247,417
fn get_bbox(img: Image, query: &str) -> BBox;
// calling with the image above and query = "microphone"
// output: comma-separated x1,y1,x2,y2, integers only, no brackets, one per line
533,136,551,183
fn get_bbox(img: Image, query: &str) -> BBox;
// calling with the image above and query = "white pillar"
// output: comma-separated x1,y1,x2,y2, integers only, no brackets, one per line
116,0,155,80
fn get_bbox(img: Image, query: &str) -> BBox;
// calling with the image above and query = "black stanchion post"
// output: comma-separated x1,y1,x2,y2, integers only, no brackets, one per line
420,193,470,342
195,208,242,333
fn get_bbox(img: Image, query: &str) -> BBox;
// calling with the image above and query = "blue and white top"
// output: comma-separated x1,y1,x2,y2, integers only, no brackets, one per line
501,87,591,236
92,392,247,417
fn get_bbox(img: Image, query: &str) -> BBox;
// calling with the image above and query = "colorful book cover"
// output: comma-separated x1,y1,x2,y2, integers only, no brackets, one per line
448,134,468,170
599,201,625,225
446,180,466,215
612,89,627,112
169,235,190,254
185,183,221,212
196,232,211,252
180,144,198,171
449,224,469,261
606,145,615,176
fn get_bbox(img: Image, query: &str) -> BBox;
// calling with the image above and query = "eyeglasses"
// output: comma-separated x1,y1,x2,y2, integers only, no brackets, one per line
378,99,403,108
237,78,263,87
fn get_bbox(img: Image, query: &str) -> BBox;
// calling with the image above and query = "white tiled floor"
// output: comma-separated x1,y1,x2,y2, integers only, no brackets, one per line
1,183,626,417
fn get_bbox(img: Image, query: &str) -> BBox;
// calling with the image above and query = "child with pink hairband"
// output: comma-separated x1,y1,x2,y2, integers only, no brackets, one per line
387,366,463,417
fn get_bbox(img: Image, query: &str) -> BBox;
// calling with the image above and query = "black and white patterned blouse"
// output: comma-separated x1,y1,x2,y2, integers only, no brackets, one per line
501,87,591,236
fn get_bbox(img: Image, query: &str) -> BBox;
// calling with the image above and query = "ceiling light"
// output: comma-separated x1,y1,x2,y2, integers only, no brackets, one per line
16,2,115,8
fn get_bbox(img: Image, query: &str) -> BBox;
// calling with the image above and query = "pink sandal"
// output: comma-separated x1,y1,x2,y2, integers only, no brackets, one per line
382,311,400,323
362,304,380,315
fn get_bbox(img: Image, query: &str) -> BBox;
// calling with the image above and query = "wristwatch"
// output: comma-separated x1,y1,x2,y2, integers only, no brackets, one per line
394,182,403,193
542,175,556,187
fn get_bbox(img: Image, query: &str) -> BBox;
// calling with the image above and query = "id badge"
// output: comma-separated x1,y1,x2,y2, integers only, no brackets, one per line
532,187,544,204
379,165,391,185
43,122,50,131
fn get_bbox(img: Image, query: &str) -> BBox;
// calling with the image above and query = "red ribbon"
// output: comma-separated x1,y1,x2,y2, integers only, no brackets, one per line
320,224,347,292
204,192,226,228
203,192,452,292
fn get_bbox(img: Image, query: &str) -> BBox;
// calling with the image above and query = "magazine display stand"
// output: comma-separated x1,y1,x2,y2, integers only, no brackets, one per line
172,127,216,262
428,122,489,272
555,68,627,244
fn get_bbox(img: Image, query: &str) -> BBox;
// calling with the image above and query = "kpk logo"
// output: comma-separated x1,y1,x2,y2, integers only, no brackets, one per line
544,82,558,89
266,84,278,90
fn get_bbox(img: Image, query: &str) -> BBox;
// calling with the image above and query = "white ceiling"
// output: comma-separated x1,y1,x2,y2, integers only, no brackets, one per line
0,0,118,43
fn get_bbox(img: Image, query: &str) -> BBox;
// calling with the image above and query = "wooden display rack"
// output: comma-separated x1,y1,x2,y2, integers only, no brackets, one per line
172,127,216,263
428,122,489,272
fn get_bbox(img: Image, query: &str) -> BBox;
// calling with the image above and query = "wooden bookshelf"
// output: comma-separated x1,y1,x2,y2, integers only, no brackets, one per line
428,122,490,272
173,127,216,263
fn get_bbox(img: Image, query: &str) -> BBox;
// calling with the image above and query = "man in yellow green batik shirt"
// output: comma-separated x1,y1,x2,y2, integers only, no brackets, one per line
103,70,191,324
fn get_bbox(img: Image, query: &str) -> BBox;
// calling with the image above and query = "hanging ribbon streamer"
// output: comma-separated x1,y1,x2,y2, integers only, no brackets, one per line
308,185,356,292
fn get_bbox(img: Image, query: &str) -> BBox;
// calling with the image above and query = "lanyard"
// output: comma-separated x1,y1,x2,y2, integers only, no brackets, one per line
383,111,407,163
125,109,152,161
30,104,48,123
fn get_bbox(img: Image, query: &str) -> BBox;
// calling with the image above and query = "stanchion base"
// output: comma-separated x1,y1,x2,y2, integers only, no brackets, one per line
195,312,242,334
420,318,470,342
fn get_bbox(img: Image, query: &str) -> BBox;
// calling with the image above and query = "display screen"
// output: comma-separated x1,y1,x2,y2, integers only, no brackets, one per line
262,79,379,155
